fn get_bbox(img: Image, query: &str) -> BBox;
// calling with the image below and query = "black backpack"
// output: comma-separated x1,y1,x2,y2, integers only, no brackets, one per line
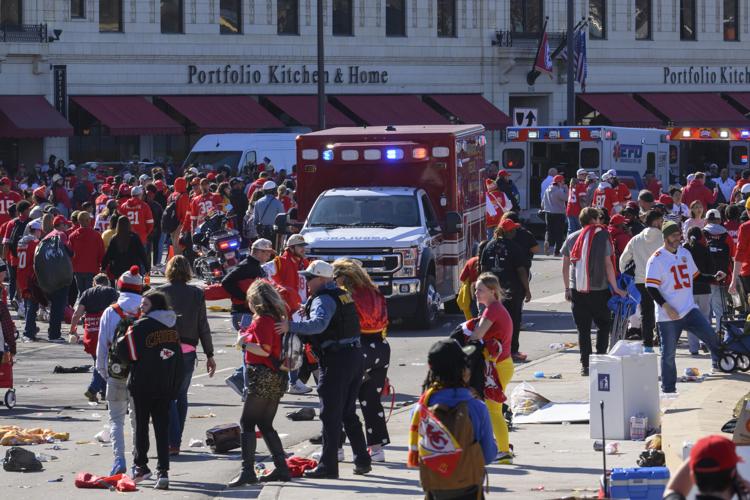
3,447,43,472
479,238,505,276
8,218,30,257
161,194,182,234
107,305,139,380
33,236,73,294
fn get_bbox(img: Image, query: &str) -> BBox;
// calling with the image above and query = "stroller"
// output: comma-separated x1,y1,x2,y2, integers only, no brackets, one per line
0,346,15,409
717,286,750,373
607,274,641,350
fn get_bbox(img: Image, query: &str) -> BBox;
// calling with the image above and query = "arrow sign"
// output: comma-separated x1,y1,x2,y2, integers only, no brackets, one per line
525,111,536,127
513,107,538,128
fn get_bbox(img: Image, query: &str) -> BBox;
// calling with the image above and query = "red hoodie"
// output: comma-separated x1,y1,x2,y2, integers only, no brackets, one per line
69,226,105,274
266,250,309,312
168,177,191,232
682,179,717,212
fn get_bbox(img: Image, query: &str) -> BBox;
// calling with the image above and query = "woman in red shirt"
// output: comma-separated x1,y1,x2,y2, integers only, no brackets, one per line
228,280,290,488
469,273,515,465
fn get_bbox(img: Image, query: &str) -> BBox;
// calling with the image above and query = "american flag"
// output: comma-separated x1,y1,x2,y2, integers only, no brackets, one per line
559,28,588,91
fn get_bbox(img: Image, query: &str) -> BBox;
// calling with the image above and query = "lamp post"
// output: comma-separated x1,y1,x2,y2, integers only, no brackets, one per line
317,0,326,130
566,0,575,125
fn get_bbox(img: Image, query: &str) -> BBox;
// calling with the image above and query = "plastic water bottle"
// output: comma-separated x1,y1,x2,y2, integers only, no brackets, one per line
549,343,565,350
533,371,545,378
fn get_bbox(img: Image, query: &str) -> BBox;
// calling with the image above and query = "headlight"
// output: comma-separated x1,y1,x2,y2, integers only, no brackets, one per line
395,247,419,277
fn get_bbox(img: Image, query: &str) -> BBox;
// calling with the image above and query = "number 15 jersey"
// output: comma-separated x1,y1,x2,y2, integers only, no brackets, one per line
645,246,699,322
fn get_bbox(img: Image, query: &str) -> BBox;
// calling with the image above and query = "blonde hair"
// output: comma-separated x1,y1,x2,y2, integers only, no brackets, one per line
247,280,287,321
689,200,704,218
332,258,378,292
476,272,507,301
165,255,192,283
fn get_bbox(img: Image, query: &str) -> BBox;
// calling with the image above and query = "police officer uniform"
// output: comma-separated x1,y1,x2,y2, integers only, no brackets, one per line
289,261,371,479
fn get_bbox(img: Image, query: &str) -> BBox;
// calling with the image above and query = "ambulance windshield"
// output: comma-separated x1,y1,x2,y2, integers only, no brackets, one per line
308,195,420,228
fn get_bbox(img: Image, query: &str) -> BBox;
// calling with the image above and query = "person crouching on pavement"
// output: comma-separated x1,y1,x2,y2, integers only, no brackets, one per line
332,258,391,463
469,273,515,465
119,289,183,490
69,273,118,403
407,339,497,500
228,280,291,487
95,266,144,476
277,260,371,479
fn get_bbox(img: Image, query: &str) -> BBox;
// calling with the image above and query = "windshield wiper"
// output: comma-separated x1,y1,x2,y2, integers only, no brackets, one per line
345,222,398,228
309,223,342,228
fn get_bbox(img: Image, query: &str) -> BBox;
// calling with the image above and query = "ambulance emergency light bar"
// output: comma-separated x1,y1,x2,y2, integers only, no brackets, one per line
301,142,438,163
670,127,750,141
506,127,607,141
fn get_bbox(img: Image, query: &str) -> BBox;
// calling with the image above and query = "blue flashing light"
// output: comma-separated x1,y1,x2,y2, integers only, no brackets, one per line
322,150,334,161
742,130,750,139
386,149,398,160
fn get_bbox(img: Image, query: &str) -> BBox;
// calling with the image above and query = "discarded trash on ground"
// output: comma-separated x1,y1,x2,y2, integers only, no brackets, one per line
188,439,204,448
2,447,43,472
94,426,111,443
189,413,216,419
52,365,91,374
680,367,705,382
509,382,551,417
514,402,590,424
286,408,315,421
605,442,620,454
0,426,69,446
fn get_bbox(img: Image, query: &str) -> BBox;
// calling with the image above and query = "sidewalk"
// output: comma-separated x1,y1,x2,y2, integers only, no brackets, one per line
245,346,733,500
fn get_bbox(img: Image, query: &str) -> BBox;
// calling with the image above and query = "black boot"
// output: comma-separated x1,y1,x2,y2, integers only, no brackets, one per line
228,432,258,487
259,430,291,482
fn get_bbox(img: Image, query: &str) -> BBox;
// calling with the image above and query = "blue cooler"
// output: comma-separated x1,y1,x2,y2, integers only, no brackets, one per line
610,467,670,499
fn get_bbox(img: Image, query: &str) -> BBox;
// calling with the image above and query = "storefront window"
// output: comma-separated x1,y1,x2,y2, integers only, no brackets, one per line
332,0,353,36
99,0,122,32
220,0,241,33
71,0,85,19
635,0,651,40
161,0,183,33
437,0,456,37
277,0,298,35
510,0,542,34
386,0,406,37
589,0,606,40
680,0,696,40
724,0,739,41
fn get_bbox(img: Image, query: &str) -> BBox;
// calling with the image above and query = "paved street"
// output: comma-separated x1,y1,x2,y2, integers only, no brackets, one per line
0,253,711,498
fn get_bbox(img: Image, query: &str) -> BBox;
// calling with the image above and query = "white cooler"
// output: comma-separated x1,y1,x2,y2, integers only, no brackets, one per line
589,353,660,440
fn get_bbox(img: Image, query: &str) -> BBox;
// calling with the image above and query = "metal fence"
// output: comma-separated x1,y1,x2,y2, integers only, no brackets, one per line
0,23,47,43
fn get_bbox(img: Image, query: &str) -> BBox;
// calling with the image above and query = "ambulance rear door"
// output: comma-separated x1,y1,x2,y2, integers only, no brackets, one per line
729,141,749,176
499,141,528,209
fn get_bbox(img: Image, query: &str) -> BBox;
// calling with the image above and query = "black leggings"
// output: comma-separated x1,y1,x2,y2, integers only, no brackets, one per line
239,396,285,458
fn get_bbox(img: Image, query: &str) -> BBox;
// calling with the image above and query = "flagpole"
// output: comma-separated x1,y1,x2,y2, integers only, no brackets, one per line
566,0,575,125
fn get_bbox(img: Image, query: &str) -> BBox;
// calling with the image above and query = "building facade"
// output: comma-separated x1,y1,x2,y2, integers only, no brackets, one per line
0,0,748,172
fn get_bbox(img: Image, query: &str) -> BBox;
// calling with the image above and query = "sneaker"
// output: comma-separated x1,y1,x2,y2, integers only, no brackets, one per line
369,447,385,462
48,338,65,344
16,302,25,317
110,456,126,476
132,466,152,483
496,451,514,464
22,336,34,343
11,299,18,311
581,366,589,376
153,471,169,490
309,433,323,445
311,448,345,462
643,346,654,353
84,390,99,403
288,379,313,395
511,352,528,363
224,373,244,397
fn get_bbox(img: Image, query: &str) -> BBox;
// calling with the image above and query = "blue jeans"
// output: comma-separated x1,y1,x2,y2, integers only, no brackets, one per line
47,286,68,340
89,355,106,395
169,351,196,449
152,233,166,266
567,215,582,235
24,299,38,339
657,308,720,393
75,273,95,300
230,312,251,332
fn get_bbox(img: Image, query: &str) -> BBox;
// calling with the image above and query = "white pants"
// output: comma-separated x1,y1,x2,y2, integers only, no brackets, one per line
106,377,135,461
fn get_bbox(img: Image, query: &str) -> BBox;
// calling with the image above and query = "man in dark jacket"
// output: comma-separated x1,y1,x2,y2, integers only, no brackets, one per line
146,184,165,266
120,289,183,490
158,255,215,455
229,178,249,239
496,170,521,212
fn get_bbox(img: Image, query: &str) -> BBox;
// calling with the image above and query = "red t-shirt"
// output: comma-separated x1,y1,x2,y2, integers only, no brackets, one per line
616,183,632,204
241,315,281,369
190,194,219,231
481,301,513,361
69,227,105,274
725,220,741,245
566,181,588,217
16,238,38,295
0,191,21,227
734,220,750,277
592,187,618,214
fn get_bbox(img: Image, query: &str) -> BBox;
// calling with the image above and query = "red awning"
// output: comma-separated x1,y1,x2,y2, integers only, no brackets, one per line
71,96,183,136
577,93,663,128
426,94,511,129
264,95,354,127
0,96,72,138
160,95,283,132
335,95,449,126
637,93,749,127
724,93,750,114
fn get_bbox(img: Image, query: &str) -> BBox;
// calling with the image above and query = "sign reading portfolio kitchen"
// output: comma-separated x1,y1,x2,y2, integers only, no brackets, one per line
188,64,389,86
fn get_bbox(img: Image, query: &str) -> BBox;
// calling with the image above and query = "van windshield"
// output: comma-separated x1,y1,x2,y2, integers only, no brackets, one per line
183,151,242,172
308,195,421,228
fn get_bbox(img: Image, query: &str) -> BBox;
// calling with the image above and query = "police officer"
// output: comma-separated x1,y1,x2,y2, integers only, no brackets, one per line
279,260,371,479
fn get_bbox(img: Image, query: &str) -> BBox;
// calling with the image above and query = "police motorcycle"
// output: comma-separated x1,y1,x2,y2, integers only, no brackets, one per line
192,208,248,283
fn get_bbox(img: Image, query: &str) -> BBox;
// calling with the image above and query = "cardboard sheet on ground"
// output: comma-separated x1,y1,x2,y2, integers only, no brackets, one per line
513,402,590,424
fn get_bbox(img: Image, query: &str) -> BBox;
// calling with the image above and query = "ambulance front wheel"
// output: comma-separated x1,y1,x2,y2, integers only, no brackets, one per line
4,389,15,409
413,275,439,330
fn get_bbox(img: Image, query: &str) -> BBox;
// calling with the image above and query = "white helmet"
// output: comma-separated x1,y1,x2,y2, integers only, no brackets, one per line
262,180,277,191
601,171,613,182
741,183,750,194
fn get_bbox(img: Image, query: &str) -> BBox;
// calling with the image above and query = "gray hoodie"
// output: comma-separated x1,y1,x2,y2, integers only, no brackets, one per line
542,184,568,214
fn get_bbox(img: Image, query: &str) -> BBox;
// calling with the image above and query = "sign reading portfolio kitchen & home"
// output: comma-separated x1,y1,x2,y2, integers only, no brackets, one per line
663,66,750,85
188,64,389,86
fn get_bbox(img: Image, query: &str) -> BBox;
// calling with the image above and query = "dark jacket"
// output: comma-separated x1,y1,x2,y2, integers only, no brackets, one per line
102,232,150,277
496,178,520,212
221,255,266,314
684,242,712,295
147,198,164,239
120,310,183,399
158,281,214,357
229,187,249,229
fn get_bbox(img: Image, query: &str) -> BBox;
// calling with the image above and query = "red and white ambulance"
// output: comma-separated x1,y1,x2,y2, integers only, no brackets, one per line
292,125,486,328
667,127,750,181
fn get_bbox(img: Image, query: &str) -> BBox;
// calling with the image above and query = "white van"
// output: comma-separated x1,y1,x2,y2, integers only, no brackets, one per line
183,133,301,176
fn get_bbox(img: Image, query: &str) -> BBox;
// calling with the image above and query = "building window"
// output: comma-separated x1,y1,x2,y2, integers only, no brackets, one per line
680,0,696,40
1,0,21,24
99,0,122,31
437,0,456,37
589,0,605,39
277,0,298,35
71,0,85,18
220,0,241,33
332,0,353,36
386,0,406,37
161,0,183,33
724,0,739,41
510,0,542,34
635,0,651,40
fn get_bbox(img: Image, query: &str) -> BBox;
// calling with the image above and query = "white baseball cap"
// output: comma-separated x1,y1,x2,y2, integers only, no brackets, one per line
262,180,277,191
300,260,334,279
286,234,307,248
28,219,42,231
601,171,613,181
131,186,144,197
139,174,150,182
605,169,617,178
251,238,274,252
741,184,750,194
576,169,587,176
706,209,722,220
